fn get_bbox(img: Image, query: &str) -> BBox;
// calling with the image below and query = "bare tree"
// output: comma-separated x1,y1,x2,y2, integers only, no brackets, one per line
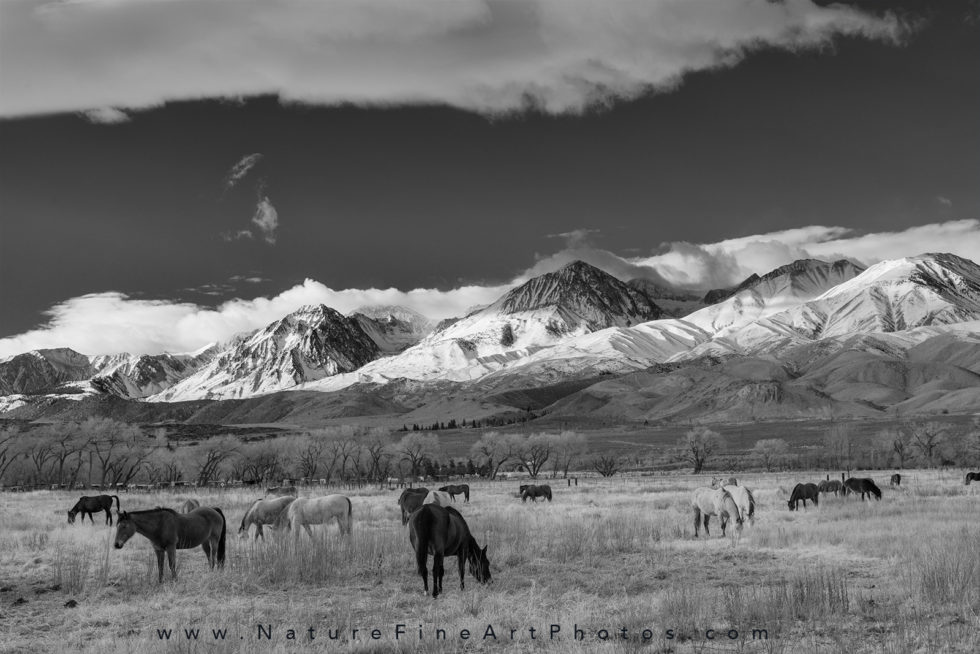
592,455,621,478
360,429,394,483
679,427,722,474
469,431,521,480
397,432,441,478
549,431,588,478
0,427,21,484
517,433,555,479
907,421,953,467
822,423,854,471
191,435,241,486
752,438,788,472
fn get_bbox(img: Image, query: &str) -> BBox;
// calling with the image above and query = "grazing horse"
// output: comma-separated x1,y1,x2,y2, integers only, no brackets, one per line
178,498,200,514
711,476,738,487
842,478,882,501
439,484,470,502
788,483,819,510
723,485,755,526
424,490,454,507
398,488,429,525
408,504,491,598
965,472,980,485
521,484,553,502
266,485,298,497
890,473,902,487
691,488,743,539
238,496,296,539
113,507,226,583
276,495,352,538
817,479,842,496
67,495,120,525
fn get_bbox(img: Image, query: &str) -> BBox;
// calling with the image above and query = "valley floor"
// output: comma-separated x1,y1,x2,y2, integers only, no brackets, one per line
1,470,978,653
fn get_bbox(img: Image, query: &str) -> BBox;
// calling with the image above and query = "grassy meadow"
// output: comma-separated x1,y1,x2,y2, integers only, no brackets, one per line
1,470,978,653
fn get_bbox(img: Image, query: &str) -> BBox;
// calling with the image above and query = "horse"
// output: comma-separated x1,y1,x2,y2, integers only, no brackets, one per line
890,473,902,487
521,484,553,502
276,495,352,538
691,487,743,539
424,490,454,507
723,485,755,525
408,504,491,598
965,472,980,485
113,507,226,583
67,495,120,525
266,485,298,497
439,484,470,502
711,476,738,487
842,477,882,501
397,488,429,525
238,496,296,539
178,498,200,514
788,483,819,510
817,479,842,496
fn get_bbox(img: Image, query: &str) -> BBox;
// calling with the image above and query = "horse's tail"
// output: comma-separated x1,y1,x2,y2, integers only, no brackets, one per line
345,496,353,536
413,510,430,578
215,507,226,567
112,495,121,511
745,488,755,520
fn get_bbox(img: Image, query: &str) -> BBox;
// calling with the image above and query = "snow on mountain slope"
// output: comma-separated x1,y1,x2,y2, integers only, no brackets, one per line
150,304,380,401
350,305,435,353
0,348,94,394
705,253,980,353
89,349,216,399
683,259,864,337
298,261,663,388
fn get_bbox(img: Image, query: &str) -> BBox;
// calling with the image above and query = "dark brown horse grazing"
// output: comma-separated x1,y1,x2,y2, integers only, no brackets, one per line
788,483,819,510
890,473,902,487
398,488,429,525
439,484,470,502
408,504,491,598
521,484,552,502
842,478,882,501
114,507,226,583
965,472,980,485
68,495,120,525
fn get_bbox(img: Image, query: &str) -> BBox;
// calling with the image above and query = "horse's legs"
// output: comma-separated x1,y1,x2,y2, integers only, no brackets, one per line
703,515,711,536
433,554,444,599
86,511,94,524
154,548,165,583
303,523,314,539
693,507,701,537
105,509,112,526
167,547,177,581
418,554,429,594
256,524,264,540
457,551,466,590
202,542,213,569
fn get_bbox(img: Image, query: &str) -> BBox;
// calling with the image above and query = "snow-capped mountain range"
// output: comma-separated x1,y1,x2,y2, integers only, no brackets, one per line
3,253,980,422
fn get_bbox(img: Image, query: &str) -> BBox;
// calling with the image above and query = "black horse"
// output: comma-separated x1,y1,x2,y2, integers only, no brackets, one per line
397,487,429,525
788,483,819,510
439,484,471,502
843,477,882,501
114,507,226,583
408,504,491,598
965,472,980,485
890,473,902,487
68,495,120,525
521,484,552,503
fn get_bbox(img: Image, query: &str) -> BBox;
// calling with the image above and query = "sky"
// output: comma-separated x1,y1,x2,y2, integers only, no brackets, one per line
0,0,978,358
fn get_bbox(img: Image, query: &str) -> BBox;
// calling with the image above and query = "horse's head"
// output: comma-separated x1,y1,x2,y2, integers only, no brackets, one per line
67,510,76,524
113,512,135,549
468,545,492,585
711,477,723,488
787,499,796,511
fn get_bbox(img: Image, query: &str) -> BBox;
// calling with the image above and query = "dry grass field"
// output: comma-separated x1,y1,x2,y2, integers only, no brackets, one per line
1,470,978,654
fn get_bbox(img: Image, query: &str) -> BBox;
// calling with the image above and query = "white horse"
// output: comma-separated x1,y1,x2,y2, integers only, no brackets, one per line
691,487,743,541
238,496,296,539
711,479,755,527
276,495,352,538
423,490,454,507
177,498,201,514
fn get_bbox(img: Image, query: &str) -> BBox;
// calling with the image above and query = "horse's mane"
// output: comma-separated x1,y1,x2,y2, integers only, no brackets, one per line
720,489,742,522
241,497,263,526
125,507,178,515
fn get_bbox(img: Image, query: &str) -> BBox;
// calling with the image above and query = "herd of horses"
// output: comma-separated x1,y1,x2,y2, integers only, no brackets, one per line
62,468,980,594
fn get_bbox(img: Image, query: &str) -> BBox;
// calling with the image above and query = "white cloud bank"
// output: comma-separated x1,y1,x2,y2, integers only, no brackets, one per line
1,0,907,118
1,220,976,359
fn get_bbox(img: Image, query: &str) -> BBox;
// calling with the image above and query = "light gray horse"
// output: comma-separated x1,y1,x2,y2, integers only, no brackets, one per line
423,490,455,507
238,496,296,539
691,487,743,542
275,495,352,538
178,498,201,514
